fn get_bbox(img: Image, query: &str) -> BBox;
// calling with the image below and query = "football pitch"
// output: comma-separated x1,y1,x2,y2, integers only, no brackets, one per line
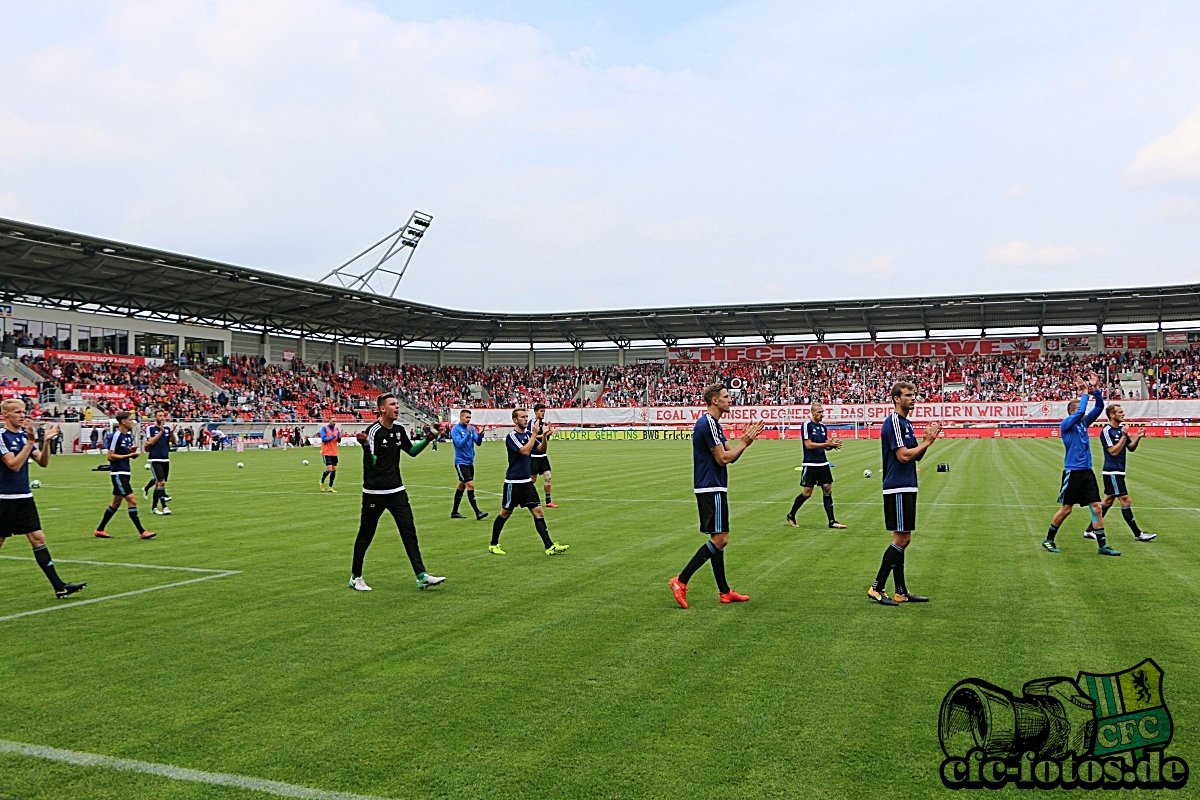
2,436,1199,799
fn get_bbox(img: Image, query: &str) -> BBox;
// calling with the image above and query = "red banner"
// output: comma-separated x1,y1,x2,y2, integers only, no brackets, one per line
669,337,1039,363
43,349,147,366
0,386,36,399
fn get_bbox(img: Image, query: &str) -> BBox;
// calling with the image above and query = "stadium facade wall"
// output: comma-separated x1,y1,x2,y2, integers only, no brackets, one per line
6,302,231,356
230,331,261,357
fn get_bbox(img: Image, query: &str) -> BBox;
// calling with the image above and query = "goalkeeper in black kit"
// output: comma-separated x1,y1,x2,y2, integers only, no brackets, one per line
348,393,445,592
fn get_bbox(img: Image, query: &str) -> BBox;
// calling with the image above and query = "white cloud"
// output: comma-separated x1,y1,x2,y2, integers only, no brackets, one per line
5,1,1200,311
986,241,1110,266
1124,103,1200,185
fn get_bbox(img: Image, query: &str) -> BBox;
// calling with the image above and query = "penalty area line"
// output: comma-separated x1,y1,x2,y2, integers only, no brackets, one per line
0,556,241,623
0,739,394,800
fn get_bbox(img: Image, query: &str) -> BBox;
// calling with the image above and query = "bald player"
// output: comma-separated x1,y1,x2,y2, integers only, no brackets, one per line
787,403,847,529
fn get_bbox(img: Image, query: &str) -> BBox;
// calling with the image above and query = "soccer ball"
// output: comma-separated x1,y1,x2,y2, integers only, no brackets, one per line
302,459,309,466
236,462,245,469
31,479,41,489
144,463,152,470
863,469,873,478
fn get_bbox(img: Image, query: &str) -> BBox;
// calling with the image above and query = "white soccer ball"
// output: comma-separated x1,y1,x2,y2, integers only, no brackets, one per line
236,462,245,469
144,463,152,470
863,469,873,478
31,479,41,489
302,459,309,466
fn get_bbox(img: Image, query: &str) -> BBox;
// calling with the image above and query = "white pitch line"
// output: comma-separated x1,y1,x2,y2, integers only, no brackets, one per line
0,556,241,623
0,739,394,800
0,555,232,573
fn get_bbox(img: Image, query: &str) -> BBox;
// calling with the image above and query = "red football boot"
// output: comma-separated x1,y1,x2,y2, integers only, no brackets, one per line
719,590,750,603
669,575,689,609
94,530,113,539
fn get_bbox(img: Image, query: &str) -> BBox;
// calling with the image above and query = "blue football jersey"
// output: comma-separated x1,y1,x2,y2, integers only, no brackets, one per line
692,413,728,492
1100,425,1128,474
802,420,829,465
146,425,171,461
110,430,136,473
505,430,534,482
881,413,919,493
0,428,33,499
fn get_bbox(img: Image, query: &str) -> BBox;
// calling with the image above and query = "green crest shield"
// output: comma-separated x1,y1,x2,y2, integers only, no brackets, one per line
1077,659,1173,757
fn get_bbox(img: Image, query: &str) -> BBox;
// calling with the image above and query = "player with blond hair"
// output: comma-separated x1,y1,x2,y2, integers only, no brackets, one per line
0,399,85,598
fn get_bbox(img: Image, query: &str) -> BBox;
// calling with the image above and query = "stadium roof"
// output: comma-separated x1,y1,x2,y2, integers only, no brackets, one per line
3,216,1200,349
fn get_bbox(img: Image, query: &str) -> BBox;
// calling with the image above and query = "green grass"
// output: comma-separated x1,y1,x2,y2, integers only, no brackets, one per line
2,436,1199,799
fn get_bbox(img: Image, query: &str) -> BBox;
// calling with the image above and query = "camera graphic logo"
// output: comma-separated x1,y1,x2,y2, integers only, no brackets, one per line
938,659,1188,789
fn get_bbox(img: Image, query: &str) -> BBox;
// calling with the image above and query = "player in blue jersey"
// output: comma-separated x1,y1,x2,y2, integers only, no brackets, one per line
141,408,175,515
670,383,765,609
489,408,567,555
868,381,942,606
1084,403,1155,543
450,409,488,520
787,403,847,529
0,399,85,598
528,404,557,508
1042,373,1120,556
94,411,156,540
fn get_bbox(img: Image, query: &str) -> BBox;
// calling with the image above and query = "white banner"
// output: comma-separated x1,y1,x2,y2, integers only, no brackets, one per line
455,399,1200,426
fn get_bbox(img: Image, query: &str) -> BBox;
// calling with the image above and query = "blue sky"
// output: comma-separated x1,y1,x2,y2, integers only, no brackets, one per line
2,1,1200,312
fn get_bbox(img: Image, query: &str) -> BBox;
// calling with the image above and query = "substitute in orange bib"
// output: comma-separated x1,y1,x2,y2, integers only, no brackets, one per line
319,414,340,493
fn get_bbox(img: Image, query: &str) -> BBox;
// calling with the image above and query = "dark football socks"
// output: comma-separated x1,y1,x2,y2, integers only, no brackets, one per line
452,489,464,514
709,544,730,594
97,505,117,531
892,547,906,595
33,545,65,592
1046,523,1059,542
491,515,507,545
873,543,903,591
544,490,552,504
328,471,336,487
789,494,808,516
467,491,480,513
320,471,328,485
129,508,146,534
679,542,715,585
823,494,836,522
1094,528,1107,548
1121,507,1142,534
144,478,156,493
534,517,553,548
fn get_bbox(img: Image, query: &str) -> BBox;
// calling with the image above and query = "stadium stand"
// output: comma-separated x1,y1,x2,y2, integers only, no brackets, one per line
14,345,1200,421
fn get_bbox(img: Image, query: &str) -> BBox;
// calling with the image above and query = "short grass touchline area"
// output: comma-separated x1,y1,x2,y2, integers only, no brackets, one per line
0,739,393,800
0,556,241,623
3,439,1200,799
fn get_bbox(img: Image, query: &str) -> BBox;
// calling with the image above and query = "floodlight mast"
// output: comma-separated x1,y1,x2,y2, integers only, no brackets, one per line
319,211,432,297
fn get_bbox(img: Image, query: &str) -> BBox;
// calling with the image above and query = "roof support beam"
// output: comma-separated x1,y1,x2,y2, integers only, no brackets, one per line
861,309,876,341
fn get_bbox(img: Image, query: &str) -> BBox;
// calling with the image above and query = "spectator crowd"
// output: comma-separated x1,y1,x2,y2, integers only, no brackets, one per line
15,347,1200,421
